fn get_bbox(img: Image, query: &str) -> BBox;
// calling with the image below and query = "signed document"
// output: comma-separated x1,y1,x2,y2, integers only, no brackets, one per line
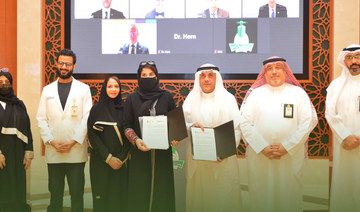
190,127,217,161
190,121,236,161
140,116,169,149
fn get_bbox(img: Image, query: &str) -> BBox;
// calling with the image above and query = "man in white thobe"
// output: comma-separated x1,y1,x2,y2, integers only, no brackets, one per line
183,64,242,212
240,56,317,212
326,44,360,212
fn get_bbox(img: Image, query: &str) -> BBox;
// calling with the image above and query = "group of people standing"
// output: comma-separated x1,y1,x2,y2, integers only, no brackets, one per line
0,44,359,212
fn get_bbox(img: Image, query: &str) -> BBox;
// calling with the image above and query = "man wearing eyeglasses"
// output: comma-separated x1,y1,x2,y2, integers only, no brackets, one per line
36,49,92,212
326,44,360,212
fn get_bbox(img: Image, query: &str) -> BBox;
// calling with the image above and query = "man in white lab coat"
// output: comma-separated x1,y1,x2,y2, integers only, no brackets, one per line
37,49,92,212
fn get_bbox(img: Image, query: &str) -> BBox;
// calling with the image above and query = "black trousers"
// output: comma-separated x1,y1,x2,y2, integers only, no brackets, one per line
47,163,85,212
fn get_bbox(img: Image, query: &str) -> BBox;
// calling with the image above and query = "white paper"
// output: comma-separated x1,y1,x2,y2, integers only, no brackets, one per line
191,127,217,161
140,116,169,149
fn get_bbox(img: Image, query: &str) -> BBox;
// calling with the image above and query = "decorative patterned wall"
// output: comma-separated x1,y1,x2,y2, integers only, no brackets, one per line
43,0,332,158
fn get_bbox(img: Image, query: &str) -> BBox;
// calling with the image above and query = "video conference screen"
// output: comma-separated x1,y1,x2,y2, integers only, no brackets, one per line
70,0,307,78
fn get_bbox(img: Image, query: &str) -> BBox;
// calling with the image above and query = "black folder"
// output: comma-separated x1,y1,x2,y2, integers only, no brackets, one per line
191,120,236,160
167,106,188,142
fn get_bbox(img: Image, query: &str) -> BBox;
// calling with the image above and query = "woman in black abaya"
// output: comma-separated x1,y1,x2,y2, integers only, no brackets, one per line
123,61,177,212
88,76,130,211
0,69,33,212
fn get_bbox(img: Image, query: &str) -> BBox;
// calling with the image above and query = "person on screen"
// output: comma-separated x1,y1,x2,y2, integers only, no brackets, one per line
119,24,149,54
87,76,130,212
326,44,360,212
182,64,242,211
122,61,178,212
91,0,126,19
239,56,317,212
199,0,229,18
258,0,287,18
37,49,92,212
145,0,169,19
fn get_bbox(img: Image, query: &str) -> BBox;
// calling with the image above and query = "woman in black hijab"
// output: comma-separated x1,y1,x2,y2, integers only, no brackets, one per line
87,76,130,212
123,61,176,212
0,68,33,212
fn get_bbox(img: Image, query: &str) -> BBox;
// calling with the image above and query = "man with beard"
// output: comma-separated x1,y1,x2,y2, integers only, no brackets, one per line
182,64,242,212
240,56,317,212
326,44,360,212
36,49,92,212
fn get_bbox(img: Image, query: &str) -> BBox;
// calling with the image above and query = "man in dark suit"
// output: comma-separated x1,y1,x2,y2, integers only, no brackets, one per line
145,0,167,19
200,0,229,18
119,25,149,54
91,0,125,19
258,0,287,18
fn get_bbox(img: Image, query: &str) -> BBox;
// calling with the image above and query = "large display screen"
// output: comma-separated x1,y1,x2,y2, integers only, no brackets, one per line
69,0,307,78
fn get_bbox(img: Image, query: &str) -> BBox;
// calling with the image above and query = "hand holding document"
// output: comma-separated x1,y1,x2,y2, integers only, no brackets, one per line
140,116,169,149
190,121,236,161
139,107,188,150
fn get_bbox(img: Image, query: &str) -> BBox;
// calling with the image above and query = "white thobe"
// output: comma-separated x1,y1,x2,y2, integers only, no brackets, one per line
183,91,242,212
326,74,360,212
240,83,315,212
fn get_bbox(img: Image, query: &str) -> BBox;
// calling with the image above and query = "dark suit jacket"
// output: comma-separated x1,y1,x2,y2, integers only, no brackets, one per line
258,4,287,18
119,42,149,54
200,8,229,18
91,8,126,19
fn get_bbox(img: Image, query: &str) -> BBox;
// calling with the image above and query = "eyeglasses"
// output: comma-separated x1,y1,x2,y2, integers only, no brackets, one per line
139,61,156,66
58,61,73,67
0,68,9,72
345,54,360,60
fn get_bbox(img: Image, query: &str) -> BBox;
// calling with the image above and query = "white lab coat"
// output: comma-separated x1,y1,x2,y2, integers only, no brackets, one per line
37,78,92,163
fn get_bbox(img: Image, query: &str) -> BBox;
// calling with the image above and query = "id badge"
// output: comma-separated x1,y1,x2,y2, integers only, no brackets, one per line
71,105,78,117
283,104,294,118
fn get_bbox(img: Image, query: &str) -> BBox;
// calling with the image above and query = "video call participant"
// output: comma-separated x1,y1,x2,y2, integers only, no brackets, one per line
200,0,229,18
145,0,168,19
92,0,126,19
258,0,287,18
119,24,149,54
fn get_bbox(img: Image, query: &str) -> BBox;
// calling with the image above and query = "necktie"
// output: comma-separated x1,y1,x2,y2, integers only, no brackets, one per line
271,9,275,18
211,13,216,18
131,44,135,54
105,11,108,19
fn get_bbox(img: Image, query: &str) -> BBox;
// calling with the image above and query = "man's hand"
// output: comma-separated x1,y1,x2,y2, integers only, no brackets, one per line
0,153,6,169
261,146,280,159
192,123,205,132
271,143,288,158
108,157,122,170
171,140,180,147
60,140,77,152
51,140,77,153
342,135,360,150
135,138,150,152
23,158,32,170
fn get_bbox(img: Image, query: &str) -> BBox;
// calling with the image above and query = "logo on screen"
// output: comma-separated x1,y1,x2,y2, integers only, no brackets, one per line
229,21,254,53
